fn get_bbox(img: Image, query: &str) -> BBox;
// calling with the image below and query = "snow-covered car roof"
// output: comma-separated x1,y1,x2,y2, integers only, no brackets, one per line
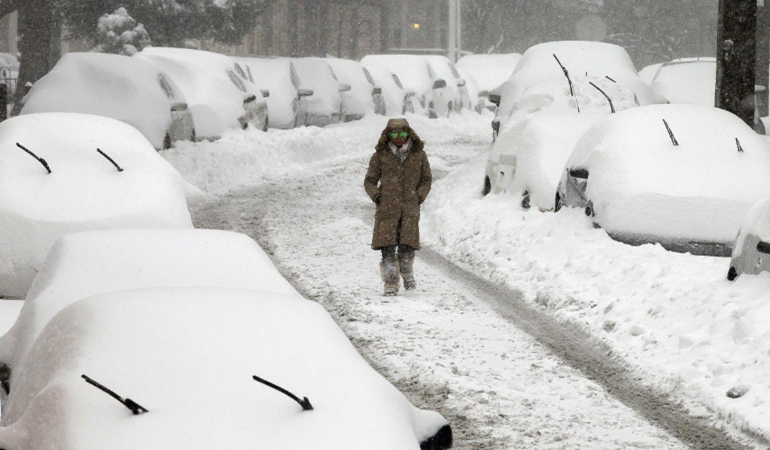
498,41,663,120
360,61,412,117
0,288,450,450
0,113,192,299
650,60,716,107
325,58,375,117
456,53,521,91
20,52,183,149
291,58,343,116
425,55,461,90
236,57,299,128
361,55,434,99
134,47,265,139
493,112,606,209
564,104,770,244
0,229,297,372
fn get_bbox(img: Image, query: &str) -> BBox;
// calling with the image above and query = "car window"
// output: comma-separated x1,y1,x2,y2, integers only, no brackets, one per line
227,70,247,92
289,63,301,89
392,73,404,89
158,74,176,100
363,67,375,86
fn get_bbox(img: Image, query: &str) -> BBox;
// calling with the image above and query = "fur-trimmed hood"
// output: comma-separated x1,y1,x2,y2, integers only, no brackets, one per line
375,118,424,153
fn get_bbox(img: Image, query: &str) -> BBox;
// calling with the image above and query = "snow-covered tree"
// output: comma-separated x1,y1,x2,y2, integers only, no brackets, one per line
93,7,151,55
58,0,275,48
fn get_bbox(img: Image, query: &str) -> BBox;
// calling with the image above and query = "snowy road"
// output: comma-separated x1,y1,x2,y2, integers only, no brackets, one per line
188,120,755,449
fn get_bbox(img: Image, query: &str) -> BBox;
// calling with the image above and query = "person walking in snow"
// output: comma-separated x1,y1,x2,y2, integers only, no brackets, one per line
364,118,432,296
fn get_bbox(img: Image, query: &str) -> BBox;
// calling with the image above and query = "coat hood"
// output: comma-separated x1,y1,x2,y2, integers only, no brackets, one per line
375,118,424,153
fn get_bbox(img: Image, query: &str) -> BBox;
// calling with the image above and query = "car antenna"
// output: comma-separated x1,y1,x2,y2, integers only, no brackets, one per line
252,374,313,411
736,138,744,152
553,54,580,113
96,148,124,172
662,119,679,146
588,82,615,113
16,142,51,174
82,374,148,415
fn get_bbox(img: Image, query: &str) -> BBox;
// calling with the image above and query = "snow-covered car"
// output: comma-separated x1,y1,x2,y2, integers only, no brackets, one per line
483,112,606,211
728,198,770,280
648,58,716,107
0,113,192,300
360,60,416,116
0,287,452,450
493,41,666,137
0,52,19,95
325,58,383,119
361,54,452,118
291,58,349,127
134,48,268,139
236,57,313,129
0,228,297,387
20,52,194,150
426,55,467,113
457,53,521,113
555,104,770,256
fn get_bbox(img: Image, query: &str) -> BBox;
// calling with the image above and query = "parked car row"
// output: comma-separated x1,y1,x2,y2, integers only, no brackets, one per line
0,111,453,450
481,40,770,266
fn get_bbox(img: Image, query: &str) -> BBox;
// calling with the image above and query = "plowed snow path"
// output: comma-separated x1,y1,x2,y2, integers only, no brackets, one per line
192,139,751,450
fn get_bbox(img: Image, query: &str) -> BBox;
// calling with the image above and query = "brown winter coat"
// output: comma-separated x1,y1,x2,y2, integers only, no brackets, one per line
364,121,432,250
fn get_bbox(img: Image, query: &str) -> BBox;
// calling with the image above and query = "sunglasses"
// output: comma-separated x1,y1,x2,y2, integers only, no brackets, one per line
389,131,408,139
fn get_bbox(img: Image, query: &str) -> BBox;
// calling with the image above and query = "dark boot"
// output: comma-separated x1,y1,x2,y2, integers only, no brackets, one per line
380,260,399,296
398,246,416,290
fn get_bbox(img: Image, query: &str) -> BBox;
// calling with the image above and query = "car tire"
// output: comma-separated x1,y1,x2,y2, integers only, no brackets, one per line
446,102,453,117
727,266,738,281
521,190,531,210
482,176,491,196
263,118,269,132
191,128,196,142
163,133,172,150
584,203,594,217
554,191,563,212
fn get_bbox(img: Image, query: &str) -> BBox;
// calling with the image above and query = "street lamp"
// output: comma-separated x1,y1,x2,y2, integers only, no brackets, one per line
448,0,462,62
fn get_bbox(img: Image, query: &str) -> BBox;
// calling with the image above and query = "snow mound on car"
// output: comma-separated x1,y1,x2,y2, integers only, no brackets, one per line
0,229,295,371
733,197,770,258
456,53,521,91
0,113,192,299
20,52,175,149
570,104,770,243
0,288,449,450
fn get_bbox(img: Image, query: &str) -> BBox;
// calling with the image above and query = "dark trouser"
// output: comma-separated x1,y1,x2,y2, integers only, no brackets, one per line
381,244,414,263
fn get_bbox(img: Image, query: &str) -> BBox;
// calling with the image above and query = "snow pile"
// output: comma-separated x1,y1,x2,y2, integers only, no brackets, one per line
326,58,376,118
0,113,191,299
20,52,176,149
423,145,770,440
456,53,522,91
0,228,297,371
135,47,265,139
0,288,448,449
236,57,298,129
733,197,770,258
498,41,662,122
565,104,770,244
650,60,716,107
491,112,606,209
162,113,491,196
292,58,343,117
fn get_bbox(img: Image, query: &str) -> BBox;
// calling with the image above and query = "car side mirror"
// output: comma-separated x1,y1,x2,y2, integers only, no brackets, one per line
478,90,489,98
243,94,257,105
757,241,770,254
339,83,352,93
457,78,466,87
170,101,188,112
372,87,382,95
488,93,501,106
405,89,417,98
260,89,270,98
433,79,447,89
569,168,589,179
297,88,314,97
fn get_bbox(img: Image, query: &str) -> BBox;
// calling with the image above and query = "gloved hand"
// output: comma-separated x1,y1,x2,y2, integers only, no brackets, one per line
373,193,381,205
